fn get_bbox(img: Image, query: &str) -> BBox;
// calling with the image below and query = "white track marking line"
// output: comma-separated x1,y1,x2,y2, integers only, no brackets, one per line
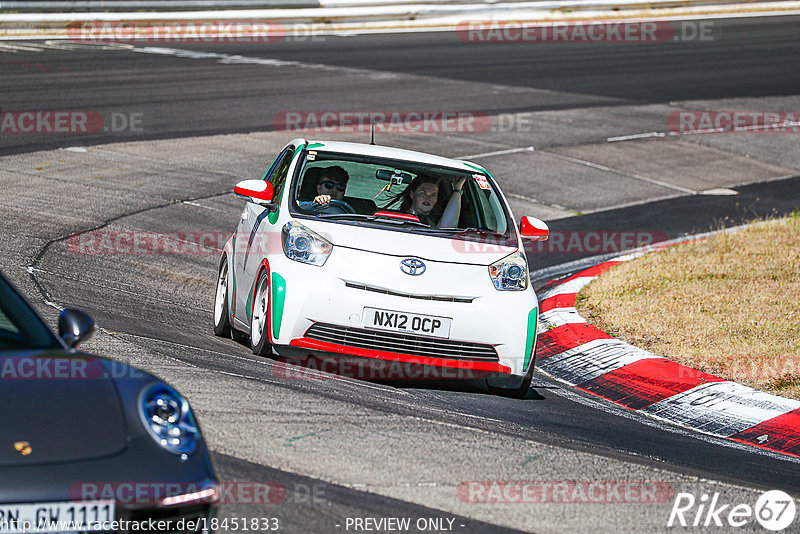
505,191,573,212
126,45,558,95
457,146,576,212
129,45,403,81
42,40,135,51
458,146,535,159
4,6,800,42
0,42,49,52
183,200,229,213
608,121,800,142
607,131,670,142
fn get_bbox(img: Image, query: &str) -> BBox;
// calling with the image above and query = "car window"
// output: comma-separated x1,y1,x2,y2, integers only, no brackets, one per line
0,277,61,350
264,147,295,204
0,308,20,334
290,150,514,238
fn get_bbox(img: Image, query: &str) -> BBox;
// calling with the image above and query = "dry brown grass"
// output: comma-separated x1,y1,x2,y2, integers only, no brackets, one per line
576,213,800,400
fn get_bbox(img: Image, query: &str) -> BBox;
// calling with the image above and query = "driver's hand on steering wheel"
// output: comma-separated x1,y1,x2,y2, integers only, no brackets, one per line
313,194,333,205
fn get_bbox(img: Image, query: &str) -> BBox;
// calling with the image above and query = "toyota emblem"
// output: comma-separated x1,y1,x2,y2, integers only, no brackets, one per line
400,258,426,276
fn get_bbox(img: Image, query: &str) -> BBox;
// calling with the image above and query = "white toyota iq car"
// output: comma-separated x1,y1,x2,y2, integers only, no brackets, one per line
213,139,549,397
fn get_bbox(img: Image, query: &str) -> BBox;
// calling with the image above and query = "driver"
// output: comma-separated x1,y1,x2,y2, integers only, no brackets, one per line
312,166,349,206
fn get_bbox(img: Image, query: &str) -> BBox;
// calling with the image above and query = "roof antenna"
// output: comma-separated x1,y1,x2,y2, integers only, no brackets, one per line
370,120,375,145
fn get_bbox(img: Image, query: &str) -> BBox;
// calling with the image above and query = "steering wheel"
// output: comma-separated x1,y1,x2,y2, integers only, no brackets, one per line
309,199,356,215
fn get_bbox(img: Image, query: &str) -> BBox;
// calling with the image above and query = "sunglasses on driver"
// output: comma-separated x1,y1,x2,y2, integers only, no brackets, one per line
320,180,346,192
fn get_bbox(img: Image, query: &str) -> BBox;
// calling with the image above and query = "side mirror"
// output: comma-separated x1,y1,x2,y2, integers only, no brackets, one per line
234,179,274,205
519,216,549,241
58,308,96,348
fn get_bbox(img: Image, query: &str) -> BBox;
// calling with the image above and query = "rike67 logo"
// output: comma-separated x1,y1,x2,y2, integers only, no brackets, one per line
668,490,796,531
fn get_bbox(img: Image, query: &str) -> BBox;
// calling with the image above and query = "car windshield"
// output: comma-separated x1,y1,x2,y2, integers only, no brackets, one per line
290,150,513,237
0,275,62,350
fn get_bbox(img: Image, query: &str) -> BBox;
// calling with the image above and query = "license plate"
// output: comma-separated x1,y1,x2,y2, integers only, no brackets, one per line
363,307,452,338
0,501,115,533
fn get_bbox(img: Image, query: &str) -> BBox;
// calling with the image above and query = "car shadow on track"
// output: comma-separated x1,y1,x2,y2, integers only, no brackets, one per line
271,352,547,400
222,335,548,399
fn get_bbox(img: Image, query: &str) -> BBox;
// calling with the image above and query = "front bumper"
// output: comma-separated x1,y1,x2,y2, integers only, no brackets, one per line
266,249,539,382
0,437,218,533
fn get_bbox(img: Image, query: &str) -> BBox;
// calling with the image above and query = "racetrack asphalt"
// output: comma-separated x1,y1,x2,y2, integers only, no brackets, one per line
1,16,800,533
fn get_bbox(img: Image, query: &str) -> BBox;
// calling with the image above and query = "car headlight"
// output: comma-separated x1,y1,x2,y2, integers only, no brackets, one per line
489,251,529,291
282,221,333,266
139,384,199,456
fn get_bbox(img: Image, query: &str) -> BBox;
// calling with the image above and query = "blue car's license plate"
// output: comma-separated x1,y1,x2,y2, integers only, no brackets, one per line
0,501,115,533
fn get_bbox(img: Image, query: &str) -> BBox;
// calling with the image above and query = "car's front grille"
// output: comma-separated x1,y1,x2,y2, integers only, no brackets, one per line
344,282,474,303
305,323,499,362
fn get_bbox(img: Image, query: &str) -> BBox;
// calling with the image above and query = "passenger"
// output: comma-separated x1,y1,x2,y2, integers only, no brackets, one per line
391,174,466,227
311,166,349,206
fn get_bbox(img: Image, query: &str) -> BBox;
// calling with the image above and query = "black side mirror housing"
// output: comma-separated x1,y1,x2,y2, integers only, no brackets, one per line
58,308,96,348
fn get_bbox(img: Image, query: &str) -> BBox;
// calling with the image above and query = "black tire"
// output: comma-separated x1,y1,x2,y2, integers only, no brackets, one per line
487,360,535,399
213,256,231,337
250,271,272,356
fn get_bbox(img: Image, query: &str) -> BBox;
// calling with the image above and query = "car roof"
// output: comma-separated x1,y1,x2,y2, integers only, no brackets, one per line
302,140,484,174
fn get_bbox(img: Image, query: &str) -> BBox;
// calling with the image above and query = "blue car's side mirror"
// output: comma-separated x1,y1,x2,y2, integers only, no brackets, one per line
58,308,96,348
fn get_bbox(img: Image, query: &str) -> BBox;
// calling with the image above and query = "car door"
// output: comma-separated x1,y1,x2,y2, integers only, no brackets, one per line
232,145,296,324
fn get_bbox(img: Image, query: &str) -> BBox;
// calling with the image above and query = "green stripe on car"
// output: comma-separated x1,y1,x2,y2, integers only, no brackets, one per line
524,308,538,370
271,273,287,339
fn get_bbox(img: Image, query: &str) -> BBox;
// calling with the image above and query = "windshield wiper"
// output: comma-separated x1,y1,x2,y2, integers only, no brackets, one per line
436,227,507,238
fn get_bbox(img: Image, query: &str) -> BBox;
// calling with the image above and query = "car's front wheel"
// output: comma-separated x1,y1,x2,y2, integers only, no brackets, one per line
213,256,231,337
250,271,272,356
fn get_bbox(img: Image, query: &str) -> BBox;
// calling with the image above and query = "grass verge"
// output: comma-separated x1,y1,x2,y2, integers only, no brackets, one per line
576,213,800,400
